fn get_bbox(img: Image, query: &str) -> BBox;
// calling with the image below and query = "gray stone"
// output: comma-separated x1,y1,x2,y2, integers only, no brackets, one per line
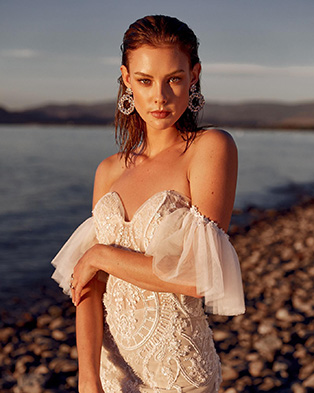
17,374,47,393
303,374,314,388
299,362,314,380
49,358,78,373
253,335,282,361
49,317,65,330
249,359,264,377
14,355,35,375
37,314,52,328
51,329,67,341
221,365,239,381
291,383,306,393
213,329,232,341
0,327,15,342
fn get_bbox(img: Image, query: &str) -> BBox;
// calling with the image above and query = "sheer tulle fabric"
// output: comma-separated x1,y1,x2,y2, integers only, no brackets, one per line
51,204,245,316
145,206,245,315
51,217,97,296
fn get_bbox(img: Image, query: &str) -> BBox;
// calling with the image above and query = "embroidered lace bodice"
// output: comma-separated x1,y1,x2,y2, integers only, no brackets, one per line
52,190,245,393
93,190,188,252
93,190,220,393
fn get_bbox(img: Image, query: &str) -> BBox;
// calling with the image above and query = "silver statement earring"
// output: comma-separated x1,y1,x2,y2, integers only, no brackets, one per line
188,84,205,113
118,87,135,115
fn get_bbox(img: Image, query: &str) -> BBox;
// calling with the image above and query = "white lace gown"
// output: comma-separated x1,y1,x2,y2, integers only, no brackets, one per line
52,190,245,393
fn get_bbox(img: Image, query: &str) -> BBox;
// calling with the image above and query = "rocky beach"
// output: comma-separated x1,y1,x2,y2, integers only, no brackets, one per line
1,199,314,393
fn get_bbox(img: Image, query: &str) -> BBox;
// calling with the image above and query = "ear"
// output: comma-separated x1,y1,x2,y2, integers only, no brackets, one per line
120,65,131,89
190,63,201,87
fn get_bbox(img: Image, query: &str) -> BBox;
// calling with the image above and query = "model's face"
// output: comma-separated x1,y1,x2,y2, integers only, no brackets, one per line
121,45,201,132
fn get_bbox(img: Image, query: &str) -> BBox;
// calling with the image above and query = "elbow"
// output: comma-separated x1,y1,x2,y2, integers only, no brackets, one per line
186,286,203,299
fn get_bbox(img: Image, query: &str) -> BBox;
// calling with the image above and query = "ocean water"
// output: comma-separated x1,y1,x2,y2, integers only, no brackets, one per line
1,125,314,301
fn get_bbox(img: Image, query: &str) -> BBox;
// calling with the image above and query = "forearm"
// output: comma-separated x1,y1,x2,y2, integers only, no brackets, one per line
76,275,106,385
91,244,201,298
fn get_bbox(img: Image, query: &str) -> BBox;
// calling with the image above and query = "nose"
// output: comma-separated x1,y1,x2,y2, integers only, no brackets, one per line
154,82,167,105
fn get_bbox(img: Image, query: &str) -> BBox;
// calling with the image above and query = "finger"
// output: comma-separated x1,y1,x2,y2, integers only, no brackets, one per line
70,275,78,305
71,288,75,304
75,284,83,307
71,277,78,290
70,284,76,305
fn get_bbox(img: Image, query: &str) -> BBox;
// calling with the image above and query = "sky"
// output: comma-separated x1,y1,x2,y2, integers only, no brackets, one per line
1,0,314,109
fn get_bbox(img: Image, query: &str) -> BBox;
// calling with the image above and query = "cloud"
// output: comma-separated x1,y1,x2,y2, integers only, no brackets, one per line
1,49,39,59
101,56,121,66
202,63,314,77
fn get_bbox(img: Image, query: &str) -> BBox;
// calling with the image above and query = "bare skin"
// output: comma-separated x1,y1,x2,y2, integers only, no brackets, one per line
72,45,238,393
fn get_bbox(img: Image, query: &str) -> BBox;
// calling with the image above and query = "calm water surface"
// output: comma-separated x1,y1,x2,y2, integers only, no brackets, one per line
1,126,314,301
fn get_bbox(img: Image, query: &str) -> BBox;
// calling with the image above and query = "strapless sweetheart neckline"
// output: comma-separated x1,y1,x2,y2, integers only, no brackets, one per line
94,189,191,224
52,183,245,393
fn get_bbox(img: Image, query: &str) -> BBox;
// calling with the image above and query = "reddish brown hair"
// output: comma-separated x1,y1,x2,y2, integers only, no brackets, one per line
115,15,204,164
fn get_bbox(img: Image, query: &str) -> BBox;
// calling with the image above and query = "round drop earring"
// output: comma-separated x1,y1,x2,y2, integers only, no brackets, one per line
188,84,205,113
118,87,135,115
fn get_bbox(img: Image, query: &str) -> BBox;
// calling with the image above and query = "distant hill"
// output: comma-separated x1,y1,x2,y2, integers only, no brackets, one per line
1,100,314,129
202,101,314,129
0,102,116,126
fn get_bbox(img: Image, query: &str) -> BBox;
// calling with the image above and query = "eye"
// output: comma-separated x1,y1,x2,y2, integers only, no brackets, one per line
168,76,181,83
138,78,151,85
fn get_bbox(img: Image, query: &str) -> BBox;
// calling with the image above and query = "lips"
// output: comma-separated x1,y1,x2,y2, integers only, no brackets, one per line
150,110,171,119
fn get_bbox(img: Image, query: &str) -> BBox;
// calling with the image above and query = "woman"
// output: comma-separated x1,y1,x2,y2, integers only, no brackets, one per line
52,15,245,393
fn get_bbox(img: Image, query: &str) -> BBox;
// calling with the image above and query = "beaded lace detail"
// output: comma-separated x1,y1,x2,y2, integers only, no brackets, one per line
190,205,229,238
93,190,221,392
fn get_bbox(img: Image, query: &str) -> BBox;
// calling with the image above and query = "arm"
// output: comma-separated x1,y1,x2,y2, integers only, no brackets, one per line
76,275,107,393
72,130,237,305
188,129,238,232
73,243,200,306
75,157,116,392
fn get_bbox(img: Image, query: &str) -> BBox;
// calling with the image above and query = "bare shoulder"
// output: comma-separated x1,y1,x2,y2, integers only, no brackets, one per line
188,129,238,231
188,128,237,171
192,128,237,155
93,153,125,207
95,153,124,179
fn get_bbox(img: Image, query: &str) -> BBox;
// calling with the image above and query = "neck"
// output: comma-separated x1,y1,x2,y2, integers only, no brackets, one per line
144,126,181,158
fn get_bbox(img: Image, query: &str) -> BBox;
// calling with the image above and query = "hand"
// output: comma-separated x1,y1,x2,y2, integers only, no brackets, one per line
71,244,101,306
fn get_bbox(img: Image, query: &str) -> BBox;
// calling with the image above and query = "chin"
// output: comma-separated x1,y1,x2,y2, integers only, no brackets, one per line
149,121,177,131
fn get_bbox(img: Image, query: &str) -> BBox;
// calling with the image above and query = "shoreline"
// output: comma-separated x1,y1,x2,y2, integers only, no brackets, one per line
1,198,314,392
1,123,314,131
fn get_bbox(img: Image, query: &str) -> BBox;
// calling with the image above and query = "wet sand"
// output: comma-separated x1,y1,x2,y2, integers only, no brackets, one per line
1,199,314,392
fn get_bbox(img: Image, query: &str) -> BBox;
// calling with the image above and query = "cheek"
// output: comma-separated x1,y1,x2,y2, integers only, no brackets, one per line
132,87,146,105
175,89,189,111
173,83,189,101
133,95,145,114
132,93,148,120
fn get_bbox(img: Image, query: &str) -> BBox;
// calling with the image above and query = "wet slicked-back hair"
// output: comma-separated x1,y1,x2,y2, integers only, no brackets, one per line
115,15,204,164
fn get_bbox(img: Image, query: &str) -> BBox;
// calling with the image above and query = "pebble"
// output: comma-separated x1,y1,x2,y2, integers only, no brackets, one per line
303,374,314,388
248,360,264,377
212,199,314,392
291,383,306,393
0,327,15,342
16,374,47,393
51,329,67,341
1,199,314,392
221,365,239,381
213,330,232,341
49,358,78,373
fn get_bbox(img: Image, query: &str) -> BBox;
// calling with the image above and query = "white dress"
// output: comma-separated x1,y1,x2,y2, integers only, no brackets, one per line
51,190,245,393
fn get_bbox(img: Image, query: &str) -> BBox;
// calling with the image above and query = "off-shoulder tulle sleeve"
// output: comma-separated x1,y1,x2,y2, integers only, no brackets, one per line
145,206,245,316
51,217,97,296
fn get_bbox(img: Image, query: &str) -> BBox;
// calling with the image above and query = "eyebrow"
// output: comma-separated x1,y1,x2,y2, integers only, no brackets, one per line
134,69,185,78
